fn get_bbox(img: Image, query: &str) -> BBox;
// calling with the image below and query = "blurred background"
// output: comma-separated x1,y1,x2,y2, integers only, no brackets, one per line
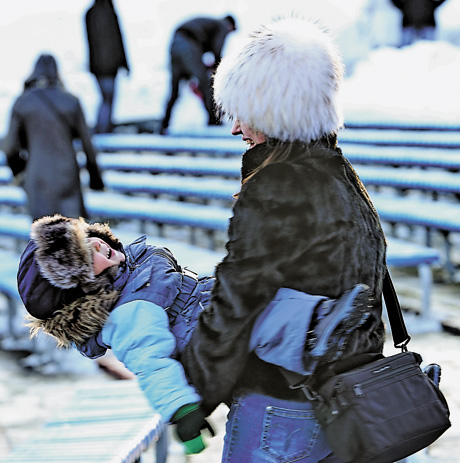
0,0,459,136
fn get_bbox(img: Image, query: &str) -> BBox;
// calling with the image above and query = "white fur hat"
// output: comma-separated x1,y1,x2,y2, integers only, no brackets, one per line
213,16,344,143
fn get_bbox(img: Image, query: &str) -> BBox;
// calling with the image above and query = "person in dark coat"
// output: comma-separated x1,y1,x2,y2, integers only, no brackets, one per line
391,0,447,45
85,0,130,133
179,17,388,462
160,15,237,134
3,54,104,221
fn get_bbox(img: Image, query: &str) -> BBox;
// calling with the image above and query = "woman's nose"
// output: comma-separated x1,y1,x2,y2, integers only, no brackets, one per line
231,120,241,136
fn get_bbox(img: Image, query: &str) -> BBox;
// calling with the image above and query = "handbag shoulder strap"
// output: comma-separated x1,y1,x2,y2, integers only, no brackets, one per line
383,268,411,350
33,89,72,134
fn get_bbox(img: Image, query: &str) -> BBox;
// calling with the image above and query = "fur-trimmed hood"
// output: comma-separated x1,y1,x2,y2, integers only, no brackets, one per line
25,288,120,348
29,214,122,292
213,16,344,143
17,214,125,347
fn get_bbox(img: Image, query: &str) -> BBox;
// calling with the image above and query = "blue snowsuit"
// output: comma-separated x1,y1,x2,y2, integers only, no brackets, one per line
78,235,327,423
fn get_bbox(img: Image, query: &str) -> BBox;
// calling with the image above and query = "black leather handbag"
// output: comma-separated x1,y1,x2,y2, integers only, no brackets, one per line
284,270,451,463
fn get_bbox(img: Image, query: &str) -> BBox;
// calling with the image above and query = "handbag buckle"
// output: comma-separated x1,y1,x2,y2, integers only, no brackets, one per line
289,380,318,401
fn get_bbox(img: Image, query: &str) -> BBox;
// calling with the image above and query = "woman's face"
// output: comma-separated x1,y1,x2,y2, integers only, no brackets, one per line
231,119,266,149
88,237,125,275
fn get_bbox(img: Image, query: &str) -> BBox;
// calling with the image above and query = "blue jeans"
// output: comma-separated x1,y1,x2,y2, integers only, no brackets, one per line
222,393,343,463
401,26,435,46
95,75,116,133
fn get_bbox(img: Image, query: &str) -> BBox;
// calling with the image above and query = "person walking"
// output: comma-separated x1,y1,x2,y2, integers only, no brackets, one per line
160,15,237,135
179,16,388,462
3,54,104,221
391,0,447,45
85,0,130,133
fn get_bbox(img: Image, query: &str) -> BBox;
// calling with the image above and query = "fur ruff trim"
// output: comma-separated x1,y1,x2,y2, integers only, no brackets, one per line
31,215,94,290
31,214,122,293
213,17,344,142
25,288,120,348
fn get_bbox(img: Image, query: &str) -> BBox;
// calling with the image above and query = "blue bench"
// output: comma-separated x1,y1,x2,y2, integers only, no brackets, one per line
372,194,460,235
372,194,460,277
339,128,460,148
4,132,460,172
1,172,459,233
101,171,239,202
356,165,460,197
345,143,460,170
165,125,460,148
90,198,442,318
97,153,241,177
344,121,460,131
0,178,455,269
100,163,460,198
0,210,439,322
0,167,12,185
91,133,245,156
5,148,460,199
7,154,460,198
0,381,167,463
93,131,460,157
0,182,455,254
0,213,222,278
0,251,26,345
0,187,230,241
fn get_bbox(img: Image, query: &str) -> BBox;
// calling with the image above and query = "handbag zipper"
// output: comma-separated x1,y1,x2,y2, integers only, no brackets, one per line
352,362,419,397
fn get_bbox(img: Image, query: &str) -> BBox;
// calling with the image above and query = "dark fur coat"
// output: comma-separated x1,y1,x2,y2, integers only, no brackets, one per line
180,141,387,414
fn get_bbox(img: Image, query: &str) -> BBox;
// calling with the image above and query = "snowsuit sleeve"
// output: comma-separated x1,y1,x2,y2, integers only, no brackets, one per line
102,299,201,422
249,288,327,375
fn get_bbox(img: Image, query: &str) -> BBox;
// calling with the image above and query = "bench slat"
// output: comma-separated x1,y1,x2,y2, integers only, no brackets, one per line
1,382,164,463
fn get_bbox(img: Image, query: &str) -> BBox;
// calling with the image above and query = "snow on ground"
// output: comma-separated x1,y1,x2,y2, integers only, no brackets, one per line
341,40,460,127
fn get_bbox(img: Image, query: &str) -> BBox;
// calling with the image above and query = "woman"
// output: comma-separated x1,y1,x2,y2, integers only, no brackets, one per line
179,17,388,462
3,54,104,220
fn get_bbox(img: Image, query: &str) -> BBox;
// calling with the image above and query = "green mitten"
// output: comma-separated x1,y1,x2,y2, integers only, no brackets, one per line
172,403,215,455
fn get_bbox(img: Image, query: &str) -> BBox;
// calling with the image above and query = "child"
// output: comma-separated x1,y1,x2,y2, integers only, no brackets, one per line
17,214,371,455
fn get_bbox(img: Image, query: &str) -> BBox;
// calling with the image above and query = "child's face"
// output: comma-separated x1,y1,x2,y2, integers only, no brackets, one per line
88,237,125,275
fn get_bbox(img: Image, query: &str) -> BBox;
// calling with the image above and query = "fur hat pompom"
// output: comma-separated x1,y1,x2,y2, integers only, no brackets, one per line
30,214,95,290
213,16,344,143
